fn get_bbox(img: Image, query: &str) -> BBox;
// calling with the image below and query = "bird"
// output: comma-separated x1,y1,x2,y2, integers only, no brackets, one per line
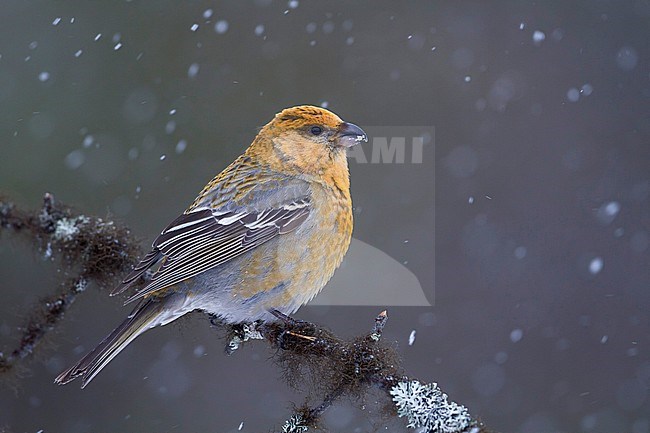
54,105,367,388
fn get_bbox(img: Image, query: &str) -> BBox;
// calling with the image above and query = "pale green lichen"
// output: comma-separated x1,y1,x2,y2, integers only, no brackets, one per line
280,414,309,433
53,216,89,241
390,380,471,433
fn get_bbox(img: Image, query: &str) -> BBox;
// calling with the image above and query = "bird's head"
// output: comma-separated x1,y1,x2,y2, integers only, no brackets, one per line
269,105,368,149
252,105,367,181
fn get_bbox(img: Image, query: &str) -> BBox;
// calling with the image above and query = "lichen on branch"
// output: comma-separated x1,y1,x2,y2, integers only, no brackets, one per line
0,193,139,376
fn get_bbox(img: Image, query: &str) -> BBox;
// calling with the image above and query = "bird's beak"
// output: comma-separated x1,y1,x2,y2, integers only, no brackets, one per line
337,122,368,148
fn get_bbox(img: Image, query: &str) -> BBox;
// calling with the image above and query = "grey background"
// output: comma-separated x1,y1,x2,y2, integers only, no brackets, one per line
1,1,649,432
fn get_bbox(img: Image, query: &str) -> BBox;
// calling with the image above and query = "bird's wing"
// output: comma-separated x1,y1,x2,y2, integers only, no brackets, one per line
110,181,311,304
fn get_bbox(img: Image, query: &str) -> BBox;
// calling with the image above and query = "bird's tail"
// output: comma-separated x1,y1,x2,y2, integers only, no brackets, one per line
55,297,179,388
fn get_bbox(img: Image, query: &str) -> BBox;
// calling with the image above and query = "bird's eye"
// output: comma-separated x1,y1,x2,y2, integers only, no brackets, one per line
310,126,323,136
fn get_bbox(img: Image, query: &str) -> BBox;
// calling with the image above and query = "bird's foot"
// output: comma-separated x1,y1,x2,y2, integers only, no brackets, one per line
269,309,306,326
208,313,222,327
269,309,319,349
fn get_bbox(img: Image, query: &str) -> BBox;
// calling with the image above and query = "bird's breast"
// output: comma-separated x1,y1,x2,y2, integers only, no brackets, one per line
234,185,352,313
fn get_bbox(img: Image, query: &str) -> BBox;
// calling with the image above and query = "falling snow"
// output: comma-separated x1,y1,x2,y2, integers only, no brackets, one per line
188,63,200,78
175,140,187,154
567,87,580,102
514,246,527,259
322,21,335,34
408,330,416,346
589,257,603,275
510,329,523,343
128,148,139,160
597,201,621,225
193,345,206,357
82,135,94,148
214,20,229,34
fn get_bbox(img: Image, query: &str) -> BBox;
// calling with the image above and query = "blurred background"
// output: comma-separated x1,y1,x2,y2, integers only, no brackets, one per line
1,1,649,432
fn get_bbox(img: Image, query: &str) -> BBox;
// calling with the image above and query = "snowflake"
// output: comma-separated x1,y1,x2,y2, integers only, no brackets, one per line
390,380,471,433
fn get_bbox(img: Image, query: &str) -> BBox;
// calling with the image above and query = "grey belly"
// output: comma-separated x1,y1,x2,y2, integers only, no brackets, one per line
173,215,339,323
176,236,304,323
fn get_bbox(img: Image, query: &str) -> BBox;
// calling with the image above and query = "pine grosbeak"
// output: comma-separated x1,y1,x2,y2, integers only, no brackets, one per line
55,105,367,387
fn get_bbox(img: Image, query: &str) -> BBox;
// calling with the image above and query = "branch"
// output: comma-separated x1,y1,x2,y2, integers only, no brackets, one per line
0,193,493,433
0,193,139,376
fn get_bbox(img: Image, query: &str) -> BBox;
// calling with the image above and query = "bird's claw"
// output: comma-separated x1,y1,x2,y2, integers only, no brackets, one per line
269,309,305,326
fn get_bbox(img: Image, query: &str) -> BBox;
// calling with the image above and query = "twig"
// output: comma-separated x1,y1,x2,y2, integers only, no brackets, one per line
370,309,388,341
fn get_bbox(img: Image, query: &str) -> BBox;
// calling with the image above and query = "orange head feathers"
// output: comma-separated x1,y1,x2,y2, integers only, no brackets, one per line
251,105,367,182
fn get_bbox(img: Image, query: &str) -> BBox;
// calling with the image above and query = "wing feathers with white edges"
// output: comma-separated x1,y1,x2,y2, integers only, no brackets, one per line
111,198,311,303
